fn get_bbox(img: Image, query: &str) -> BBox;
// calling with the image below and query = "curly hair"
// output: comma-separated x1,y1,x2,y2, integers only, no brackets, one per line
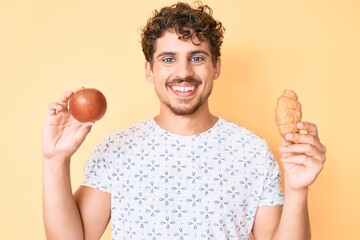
141,2,225,66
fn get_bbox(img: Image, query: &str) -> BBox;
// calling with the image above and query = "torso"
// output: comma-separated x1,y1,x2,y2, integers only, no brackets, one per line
83,117,283,240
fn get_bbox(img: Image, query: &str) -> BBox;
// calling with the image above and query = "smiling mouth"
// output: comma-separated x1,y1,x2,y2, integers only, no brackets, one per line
167,77,201,94
168,82,200,97
171,85,196,92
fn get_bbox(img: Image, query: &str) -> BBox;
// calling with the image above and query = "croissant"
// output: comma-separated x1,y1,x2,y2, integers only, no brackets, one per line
275,89,302,137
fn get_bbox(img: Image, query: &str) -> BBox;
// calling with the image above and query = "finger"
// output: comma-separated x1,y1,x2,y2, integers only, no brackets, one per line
54,90,77,113
280,139,293,158
74,122,94,147
284,132,326,154
48,102,59,115
281,154,324,172
59,90,74,101
280,143,326,163
297,121,319,137
47,102,65,116
281,138,292,146
59,87,85,107
58,91,74,104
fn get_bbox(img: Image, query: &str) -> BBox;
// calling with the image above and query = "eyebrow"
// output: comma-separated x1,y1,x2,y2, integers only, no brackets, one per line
155,50,211,60
155,52,176,60
190,50,210,57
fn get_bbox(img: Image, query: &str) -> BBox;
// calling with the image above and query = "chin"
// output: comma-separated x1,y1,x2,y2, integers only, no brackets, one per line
168,102,203,116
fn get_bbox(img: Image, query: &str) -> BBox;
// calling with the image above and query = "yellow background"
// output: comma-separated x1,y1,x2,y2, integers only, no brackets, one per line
1,0,359,239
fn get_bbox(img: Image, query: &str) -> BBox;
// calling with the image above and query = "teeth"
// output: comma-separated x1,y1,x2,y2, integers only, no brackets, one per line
172,86,196,92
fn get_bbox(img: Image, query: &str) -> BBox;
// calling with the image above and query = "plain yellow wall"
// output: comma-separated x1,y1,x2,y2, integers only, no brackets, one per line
1,0,359,239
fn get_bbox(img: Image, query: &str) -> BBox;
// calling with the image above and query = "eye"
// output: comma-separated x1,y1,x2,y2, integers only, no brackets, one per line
162,57,175,63
190,56,204,62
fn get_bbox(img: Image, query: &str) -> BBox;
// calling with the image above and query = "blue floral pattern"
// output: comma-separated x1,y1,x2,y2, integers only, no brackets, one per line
82,118,283,240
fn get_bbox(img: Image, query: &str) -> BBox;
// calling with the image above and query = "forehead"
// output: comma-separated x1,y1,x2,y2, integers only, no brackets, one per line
154,29,211,55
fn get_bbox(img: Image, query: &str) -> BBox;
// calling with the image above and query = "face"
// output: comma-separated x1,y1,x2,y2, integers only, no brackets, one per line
145,30,221,116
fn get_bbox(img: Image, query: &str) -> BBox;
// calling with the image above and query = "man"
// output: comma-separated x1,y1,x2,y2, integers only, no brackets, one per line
43,2,326,240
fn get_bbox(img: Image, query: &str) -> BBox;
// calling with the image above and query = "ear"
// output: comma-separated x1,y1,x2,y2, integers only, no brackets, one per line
213,57,221,80
145,61,154,83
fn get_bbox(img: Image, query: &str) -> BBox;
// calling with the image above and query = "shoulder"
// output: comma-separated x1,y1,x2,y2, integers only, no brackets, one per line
107,118,155,140
216,117,268,145
94,119,155,151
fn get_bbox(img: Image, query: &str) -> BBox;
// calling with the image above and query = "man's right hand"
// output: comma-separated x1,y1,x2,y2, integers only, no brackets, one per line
42,90,94,161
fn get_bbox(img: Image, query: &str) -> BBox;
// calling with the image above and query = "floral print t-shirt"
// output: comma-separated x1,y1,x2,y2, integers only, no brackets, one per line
82,117,284,240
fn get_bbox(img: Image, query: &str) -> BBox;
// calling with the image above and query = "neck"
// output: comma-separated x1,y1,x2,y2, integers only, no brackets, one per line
154,105,218,136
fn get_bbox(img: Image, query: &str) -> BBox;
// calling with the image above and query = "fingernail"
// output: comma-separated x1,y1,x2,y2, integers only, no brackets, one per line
285,133,293,140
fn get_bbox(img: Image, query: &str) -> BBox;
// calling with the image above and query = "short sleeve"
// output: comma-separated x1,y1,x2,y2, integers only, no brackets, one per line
258,147,284,206
81,136,112,193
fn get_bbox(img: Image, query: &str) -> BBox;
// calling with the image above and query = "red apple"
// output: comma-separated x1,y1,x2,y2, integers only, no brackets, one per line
69,88,107,122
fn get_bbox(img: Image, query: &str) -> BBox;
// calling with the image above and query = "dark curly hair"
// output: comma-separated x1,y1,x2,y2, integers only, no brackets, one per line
141,2,225,67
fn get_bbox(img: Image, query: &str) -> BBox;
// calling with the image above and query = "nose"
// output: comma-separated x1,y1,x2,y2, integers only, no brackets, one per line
175,60,194,79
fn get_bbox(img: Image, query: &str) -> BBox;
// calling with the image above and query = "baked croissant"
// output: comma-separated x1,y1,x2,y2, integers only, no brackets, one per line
275,89,302,137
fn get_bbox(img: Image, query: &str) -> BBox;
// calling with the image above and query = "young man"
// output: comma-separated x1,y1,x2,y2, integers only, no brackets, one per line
43,2,326,240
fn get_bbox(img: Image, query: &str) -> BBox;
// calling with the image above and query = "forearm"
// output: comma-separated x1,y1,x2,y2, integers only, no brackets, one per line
272,187,311,240
43,158,84,240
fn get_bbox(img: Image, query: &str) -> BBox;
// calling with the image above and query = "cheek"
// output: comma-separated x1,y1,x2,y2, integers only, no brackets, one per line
152,67,174,83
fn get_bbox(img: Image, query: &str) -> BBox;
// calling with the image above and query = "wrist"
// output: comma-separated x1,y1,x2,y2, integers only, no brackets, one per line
284,185,309,202
43,155,72,189
43,155,71,170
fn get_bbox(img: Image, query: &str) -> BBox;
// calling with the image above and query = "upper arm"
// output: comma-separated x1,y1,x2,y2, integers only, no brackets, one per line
74,186,111,240
252,205,282,240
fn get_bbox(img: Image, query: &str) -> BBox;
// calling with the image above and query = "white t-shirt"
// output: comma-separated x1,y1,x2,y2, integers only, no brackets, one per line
82,117,283,240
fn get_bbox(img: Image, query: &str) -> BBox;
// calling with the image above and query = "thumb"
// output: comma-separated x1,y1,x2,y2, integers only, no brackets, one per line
74,122,94,147
280,138,292,158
